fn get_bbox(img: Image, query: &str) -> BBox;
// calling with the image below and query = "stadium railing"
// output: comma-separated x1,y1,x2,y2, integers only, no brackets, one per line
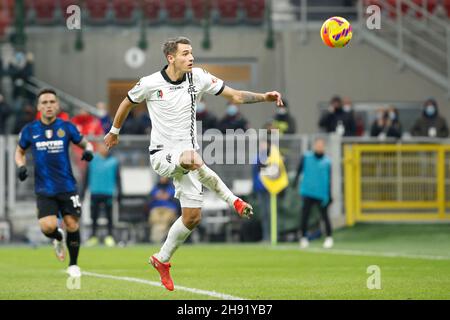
343,141,450,225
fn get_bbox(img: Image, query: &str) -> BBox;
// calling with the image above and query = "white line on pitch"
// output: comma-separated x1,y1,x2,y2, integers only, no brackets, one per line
273,246,450,261
83,271,246,300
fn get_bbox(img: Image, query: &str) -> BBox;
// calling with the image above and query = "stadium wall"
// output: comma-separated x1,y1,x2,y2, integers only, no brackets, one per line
27,27,448,133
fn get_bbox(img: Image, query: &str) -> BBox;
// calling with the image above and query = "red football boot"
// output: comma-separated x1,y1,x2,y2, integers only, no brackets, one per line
233,198,254,218
149,255,174,291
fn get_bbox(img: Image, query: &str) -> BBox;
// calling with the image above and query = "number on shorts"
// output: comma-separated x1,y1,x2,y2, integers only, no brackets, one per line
70,195,81,208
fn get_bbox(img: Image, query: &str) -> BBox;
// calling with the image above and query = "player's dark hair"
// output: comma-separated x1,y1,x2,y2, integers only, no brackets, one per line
37,88,57,100
162,37,191,58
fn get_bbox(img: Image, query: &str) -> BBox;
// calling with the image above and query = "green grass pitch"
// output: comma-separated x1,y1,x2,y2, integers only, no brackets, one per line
0,223,449,300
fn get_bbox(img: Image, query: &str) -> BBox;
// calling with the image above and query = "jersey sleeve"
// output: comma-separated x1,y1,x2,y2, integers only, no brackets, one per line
18,125,31,150
196,69,225,96
127,78,150,104
66,122,83,144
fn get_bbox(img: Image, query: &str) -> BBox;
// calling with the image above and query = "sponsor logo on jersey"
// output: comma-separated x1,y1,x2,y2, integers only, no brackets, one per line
57,128,66,138
35,140,64,153
166,153,172,163
157,90,164,99
45,129,53,139
169,85,184,91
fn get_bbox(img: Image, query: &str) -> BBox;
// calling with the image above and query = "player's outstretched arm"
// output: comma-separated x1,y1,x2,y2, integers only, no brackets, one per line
219,86,283,107
104,97,135,149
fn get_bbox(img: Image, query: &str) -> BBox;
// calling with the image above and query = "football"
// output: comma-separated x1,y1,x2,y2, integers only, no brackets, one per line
320,16,353,48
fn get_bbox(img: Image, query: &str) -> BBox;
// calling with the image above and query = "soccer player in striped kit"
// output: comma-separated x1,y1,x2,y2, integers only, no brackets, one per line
104,37,283,291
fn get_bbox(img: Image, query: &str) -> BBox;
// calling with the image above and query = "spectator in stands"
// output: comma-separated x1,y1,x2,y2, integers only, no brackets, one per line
8,51,34,100
72,109,104,137
71,109,104,185
0,94,11,134
293,137,333,249
121,108,151,135
196,98,218,134
96,101,112,134
342,96,354,114
218,103,249,133
342,97,364,135
147,176,179,243
271,99,297,135
12,103,35,134
136,108,152,134
83,143,121,247
252,139,271,242
319,95,357,136
370,106,403,139
411,98,449,138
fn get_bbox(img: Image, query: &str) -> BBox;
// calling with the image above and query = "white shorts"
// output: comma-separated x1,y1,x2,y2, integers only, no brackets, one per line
149,145,203,208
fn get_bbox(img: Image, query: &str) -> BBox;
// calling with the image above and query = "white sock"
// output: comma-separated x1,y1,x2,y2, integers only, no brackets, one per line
156,217,192,263
194,164,238,206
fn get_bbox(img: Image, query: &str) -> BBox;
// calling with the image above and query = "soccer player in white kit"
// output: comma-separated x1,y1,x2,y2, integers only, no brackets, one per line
104,37,283,291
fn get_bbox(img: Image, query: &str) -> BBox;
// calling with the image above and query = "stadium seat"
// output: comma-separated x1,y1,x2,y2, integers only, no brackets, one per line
242,0,265,24
30,0,57,24
59,0,79,20
386,0,409,18
411,0,437,18
443,0,450,18
85,0,110,24
164,0,187,24
0,12,11,39
1,0,32,23
112,0,137,24
215,0,240,24
364,0,384,9
191,0,212,24
142,0,161,24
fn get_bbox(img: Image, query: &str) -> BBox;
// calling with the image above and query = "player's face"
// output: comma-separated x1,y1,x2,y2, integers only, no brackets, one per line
38,93,60,120
314,139,325,154
173,43,194,72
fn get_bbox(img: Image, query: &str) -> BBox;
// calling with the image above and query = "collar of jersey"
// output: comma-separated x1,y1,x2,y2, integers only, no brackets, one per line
161,65,186,85
39,118,58,127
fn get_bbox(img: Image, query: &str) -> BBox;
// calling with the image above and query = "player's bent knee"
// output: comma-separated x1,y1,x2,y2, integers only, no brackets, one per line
184,216,201,229
39,219,57,234
64,217,79,232
40,225,57,235
182,212,202,229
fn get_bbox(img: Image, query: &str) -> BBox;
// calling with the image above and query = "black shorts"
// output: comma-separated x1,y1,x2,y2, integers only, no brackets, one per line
36,192,82,220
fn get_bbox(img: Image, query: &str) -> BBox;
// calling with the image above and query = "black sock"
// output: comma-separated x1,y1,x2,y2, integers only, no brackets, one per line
66,230,80,266
44,228,63,241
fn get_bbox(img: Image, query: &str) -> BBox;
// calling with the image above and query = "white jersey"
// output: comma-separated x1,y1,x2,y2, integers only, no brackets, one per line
127,66,225,150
